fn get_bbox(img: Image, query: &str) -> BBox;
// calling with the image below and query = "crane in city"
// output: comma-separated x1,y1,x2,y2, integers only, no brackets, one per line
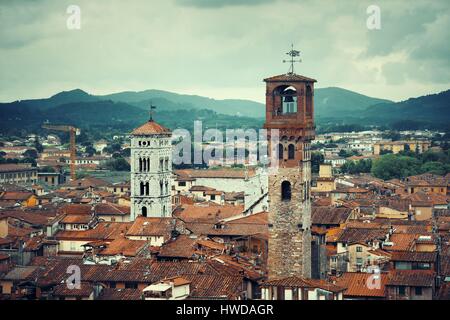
42,123,80,181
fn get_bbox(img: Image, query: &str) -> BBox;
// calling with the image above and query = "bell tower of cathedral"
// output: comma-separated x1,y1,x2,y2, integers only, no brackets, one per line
130,110,172,220
264,48,316,279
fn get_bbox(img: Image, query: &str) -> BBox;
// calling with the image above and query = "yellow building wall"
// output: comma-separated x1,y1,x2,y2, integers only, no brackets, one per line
413,206,432,221
0,280,13,294
0,217,8,238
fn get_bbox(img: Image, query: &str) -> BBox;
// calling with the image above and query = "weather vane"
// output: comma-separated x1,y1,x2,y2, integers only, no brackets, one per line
149,102,156,121
283,43,302,75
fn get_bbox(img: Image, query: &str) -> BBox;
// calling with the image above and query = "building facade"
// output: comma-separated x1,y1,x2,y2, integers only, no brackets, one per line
130,119,173,220
0,164,38,185
264,73,316,279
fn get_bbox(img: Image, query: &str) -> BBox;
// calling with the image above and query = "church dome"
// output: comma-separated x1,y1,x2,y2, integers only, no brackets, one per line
131,120,171,136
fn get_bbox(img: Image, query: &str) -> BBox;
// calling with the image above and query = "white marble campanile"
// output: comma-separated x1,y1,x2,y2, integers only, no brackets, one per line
130,118,172,220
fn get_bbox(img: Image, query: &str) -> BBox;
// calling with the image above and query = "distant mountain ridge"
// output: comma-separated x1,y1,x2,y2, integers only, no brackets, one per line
314,87,392,118
362,89,450,123
1,87,448,135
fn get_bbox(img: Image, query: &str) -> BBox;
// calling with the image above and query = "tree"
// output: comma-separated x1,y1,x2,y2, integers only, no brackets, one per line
105,157,130,171
341,159,372,174
382,131,401,141
420,162,447,175
34,136,43,153
23,149,38,159
85,146,96,157
371,154,421,180
121,148,131,157
311,152,324,173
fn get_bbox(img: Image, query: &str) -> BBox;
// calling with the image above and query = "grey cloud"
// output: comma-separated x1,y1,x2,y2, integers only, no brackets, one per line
175,0,275,8
362,6,438,58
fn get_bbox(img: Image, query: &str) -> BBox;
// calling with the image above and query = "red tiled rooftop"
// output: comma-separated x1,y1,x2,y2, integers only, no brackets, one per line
131,120,171,135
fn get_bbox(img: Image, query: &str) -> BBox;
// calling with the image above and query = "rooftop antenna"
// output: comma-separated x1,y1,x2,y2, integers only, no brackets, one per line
283,43,302,75
149,102,156,121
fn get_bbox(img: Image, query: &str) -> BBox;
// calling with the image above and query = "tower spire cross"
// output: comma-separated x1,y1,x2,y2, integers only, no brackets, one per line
149,102,156,121
283,43,302,75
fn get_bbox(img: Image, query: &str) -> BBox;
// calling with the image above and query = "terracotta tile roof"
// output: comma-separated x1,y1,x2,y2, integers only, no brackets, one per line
58,204,92,215
0,210,54,226
55,222,132,241
0,253,10,261
209,256,263,280
62,176,111,189
0,164,36,173
94,203,130,216
158,276,192,287
367,248,391,258
126,217,175,239
183,274,245,299
312,206,352,226
7,224,36,238
312,197,332,206
196,239,226,251
225,211,268,224
386,270,435,287
25,256,246,292
175,168,256,180
333,272,388,298
263,73,317,83
24,234,58,251
336,228,387,244
97,288,142,300
384,233,419,251
157,235,196,259
53,282,93,297
131,120,171,135
223,192,245,202
186,221,267,237
0,191,34,201
97,237,147,257
61,214,92,224
174,203,244,223
261,276,344,293
3,266,38,281
390,251,437,263
405,173,447,187
190,185,217,192
325,227,344,243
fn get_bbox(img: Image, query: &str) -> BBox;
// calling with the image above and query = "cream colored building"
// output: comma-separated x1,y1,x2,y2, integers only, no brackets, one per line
373,140,431,155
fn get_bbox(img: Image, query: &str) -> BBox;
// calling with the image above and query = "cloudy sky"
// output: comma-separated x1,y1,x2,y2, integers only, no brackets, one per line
0,0,449,103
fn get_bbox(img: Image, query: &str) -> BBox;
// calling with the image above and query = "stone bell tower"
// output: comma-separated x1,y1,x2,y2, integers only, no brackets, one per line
130,110,172,220
264,51,316,279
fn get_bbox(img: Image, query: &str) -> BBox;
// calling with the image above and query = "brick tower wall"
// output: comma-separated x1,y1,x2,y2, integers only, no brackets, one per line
267,162,312,279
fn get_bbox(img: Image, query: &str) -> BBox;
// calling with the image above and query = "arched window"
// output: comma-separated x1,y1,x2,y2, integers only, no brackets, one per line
281,181,291,201
288,144,295,159
306,85,312,117
139,158,142,172
160,181,163,196
142,206,147,217
278,144,284,160
145,182,150,196
140,182,145,196
143,157,147,171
